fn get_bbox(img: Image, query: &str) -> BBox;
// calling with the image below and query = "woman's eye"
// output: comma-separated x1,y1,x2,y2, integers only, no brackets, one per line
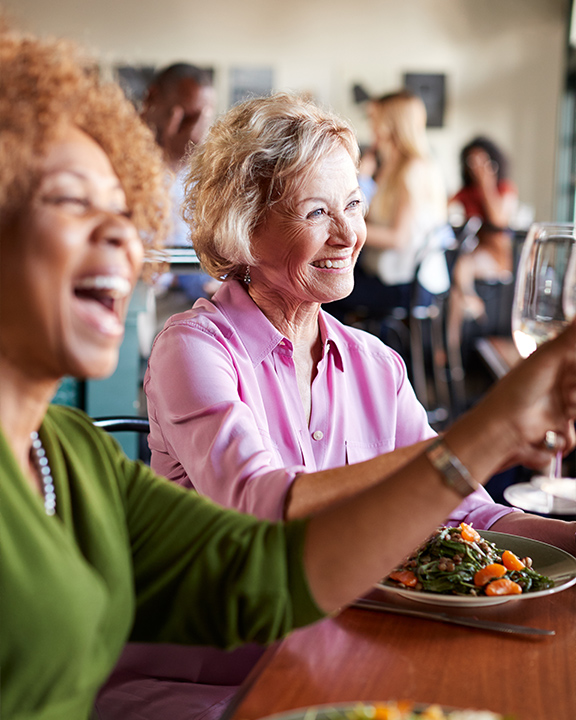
44,195,90,212
306,208,326,220
346,199,362,211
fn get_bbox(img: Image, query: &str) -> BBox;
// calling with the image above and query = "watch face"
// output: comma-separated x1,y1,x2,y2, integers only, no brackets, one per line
426,440,477,497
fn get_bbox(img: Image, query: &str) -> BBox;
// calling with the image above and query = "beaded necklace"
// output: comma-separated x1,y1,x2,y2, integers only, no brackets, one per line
30,431,57,516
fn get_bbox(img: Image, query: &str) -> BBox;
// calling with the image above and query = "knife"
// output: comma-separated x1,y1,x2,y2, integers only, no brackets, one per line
351,598,555,636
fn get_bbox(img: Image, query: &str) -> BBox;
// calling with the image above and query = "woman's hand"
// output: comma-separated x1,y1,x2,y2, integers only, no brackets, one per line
466,321,576,470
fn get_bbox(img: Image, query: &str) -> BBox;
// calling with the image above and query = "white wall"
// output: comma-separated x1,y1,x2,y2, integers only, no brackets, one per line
3,0,571,220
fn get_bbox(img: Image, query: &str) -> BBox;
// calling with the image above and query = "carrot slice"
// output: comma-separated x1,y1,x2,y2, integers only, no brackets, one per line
473,563,507,587
485,577,523,596
373,701,414,719
459,522,481,543
502,550,525,571
388,569,418,587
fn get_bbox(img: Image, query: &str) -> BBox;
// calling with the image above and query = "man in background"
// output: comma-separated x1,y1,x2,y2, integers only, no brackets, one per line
143,63,215,173
143,63,220,312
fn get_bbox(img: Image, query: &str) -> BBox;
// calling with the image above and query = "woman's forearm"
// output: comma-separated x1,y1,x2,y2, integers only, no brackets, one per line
284,439,432,520
364,220,405,250
304,407,513,612
477,180,516,229
491,512,576,556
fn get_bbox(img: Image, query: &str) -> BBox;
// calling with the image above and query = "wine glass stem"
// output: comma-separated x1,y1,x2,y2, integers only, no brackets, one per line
550,450,563,479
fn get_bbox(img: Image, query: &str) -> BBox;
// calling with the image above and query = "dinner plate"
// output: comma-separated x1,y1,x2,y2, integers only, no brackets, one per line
504,482,576,515
377,530,576,607
258,701,505,720
531,477,576,504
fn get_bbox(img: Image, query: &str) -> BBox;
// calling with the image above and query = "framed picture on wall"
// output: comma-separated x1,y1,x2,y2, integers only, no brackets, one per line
229,66,273,106
115,65,157,109
404,72,446,128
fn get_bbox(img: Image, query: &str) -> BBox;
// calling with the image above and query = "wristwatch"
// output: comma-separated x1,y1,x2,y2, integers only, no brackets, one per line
426,437,480,497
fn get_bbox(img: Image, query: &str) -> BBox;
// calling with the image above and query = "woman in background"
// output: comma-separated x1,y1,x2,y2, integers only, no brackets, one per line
450,136,519,321
343,90,451,317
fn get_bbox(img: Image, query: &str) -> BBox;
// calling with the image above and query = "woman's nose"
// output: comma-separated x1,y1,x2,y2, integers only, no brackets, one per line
93,212,139,250
329,213,357,246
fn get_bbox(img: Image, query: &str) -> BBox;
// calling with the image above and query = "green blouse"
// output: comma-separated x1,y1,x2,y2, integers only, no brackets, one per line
1,405,324,720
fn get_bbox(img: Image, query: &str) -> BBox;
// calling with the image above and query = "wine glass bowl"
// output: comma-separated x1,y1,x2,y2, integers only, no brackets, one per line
512,223,576,359
511,222,576,513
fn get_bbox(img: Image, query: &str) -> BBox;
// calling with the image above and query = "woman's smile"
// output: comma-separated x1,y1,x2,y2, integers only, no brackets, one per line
310,255,353,270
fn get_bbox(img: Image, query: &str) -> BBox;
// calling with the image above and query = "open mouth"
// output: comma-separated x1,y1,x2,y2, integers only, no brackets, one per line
73,275,132,336
74,275,131,307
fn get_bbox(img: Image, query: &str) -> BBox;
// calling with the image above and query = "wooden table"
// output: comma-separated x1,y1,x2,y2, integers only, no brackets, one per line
224,585,576,720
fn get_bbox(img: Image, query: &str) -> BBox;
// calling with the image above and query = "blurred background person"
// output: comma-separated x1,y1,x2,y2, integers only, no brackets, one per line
449,136,519,322
328,90,451,324
143,63,220,316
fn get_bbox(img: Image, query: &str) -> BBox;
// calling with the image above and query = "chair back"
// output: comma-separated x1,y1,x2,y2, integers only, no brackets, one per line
93,417,150,434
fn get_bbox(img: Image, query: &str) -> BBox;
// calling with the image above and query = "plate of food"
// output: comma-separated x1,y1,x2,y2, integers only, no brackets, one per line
377,523,576,607
260,701,512,720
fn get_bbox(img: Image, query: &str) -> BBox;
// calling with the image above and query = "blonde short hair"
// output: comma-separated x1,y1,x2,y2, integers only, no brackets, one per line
184,92,359,281
0,28,171,275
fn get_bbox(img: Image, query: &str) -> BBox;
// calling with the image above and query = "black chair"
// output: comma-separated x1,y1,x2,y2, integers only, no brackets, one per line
92,416,151,463
92,416,150,434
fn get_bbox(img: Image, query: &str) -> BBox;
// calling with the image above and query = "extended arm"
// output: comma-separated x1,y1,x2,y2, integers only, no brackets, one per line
304,323,576,611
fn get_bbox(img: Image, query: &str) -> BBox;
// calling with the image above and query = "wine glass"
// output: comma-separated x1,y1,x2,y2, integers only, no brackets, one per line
511,221,576,512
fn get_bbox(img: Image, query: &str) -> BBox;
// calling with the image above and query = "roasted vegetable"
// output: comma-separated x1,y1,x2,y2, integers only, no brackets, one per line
385,523,553,596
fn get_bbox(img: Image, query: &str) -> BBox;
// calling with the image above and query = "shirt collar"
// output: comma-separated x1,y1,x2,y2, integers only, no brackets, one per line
213,280,345,372
213,280,286,366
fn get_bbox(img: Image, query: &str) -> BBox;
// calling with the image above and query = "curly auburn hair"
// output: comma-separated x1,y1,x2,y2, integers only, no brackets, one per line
183,92,360,281
0,29,171,273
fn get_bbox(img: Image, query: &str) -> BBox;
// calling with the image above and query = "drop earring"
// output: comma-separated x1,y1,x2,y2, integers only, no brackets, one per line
244,266,251,284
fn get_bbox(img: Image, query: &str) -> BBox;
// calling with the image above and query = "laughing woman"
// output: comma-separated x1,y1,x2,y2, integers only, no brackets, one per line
2,28,576,720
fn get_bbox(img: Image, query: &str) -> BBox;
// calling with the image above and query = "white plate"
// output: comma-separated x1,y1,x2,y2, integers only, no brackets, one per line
503,482,576,515
532,476,576,503
259,702,505,720
504,483,576,515
377,530,576,607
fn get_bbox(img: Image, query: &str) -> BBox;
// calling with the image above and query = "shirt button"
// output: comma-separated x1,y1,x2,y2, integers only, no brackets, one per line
312,430,324,441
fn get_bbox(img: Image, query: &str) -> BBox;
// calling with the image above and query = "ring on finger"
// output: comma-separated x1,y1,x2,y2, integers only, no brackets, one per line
543,430,559,451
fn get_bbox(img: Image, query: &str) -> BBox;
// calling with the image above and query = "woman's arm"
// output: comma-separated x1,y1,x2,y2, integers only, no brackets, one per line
471,162,518,229
304,322,576,611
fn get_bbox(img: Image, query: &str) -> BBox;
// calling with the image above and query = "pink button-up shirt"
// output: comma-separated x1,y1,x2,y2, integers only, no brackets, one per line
144,279,517,529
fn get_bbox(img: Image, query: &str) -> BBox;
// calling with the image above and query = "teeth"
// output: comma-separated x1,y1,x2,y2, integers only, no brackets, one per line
75,275,131,299
311,258,351,269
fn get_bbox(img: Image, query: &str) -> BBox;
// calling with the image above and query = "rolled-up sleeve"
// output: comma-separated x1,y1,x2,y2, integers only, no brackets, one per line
446,483,521,528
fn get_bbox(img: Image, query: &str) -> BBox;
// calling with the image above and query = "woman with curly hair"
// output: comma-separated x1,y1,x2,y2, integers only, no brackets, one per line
450,136,519,322
2,27,576,720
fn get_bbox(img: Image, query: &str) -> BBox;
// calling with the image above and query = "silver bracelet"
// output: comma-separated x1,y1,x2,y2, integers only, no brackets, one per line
426,437,480,498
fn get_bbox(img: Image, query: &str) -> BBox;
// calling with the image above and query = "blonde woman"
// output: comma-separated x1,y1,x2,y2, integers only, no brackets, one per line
351,91,451,314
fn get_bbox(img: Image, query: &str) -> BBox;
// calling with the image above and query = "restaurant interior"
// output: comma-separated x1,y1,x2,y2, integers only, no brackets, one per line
2,1,576,719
